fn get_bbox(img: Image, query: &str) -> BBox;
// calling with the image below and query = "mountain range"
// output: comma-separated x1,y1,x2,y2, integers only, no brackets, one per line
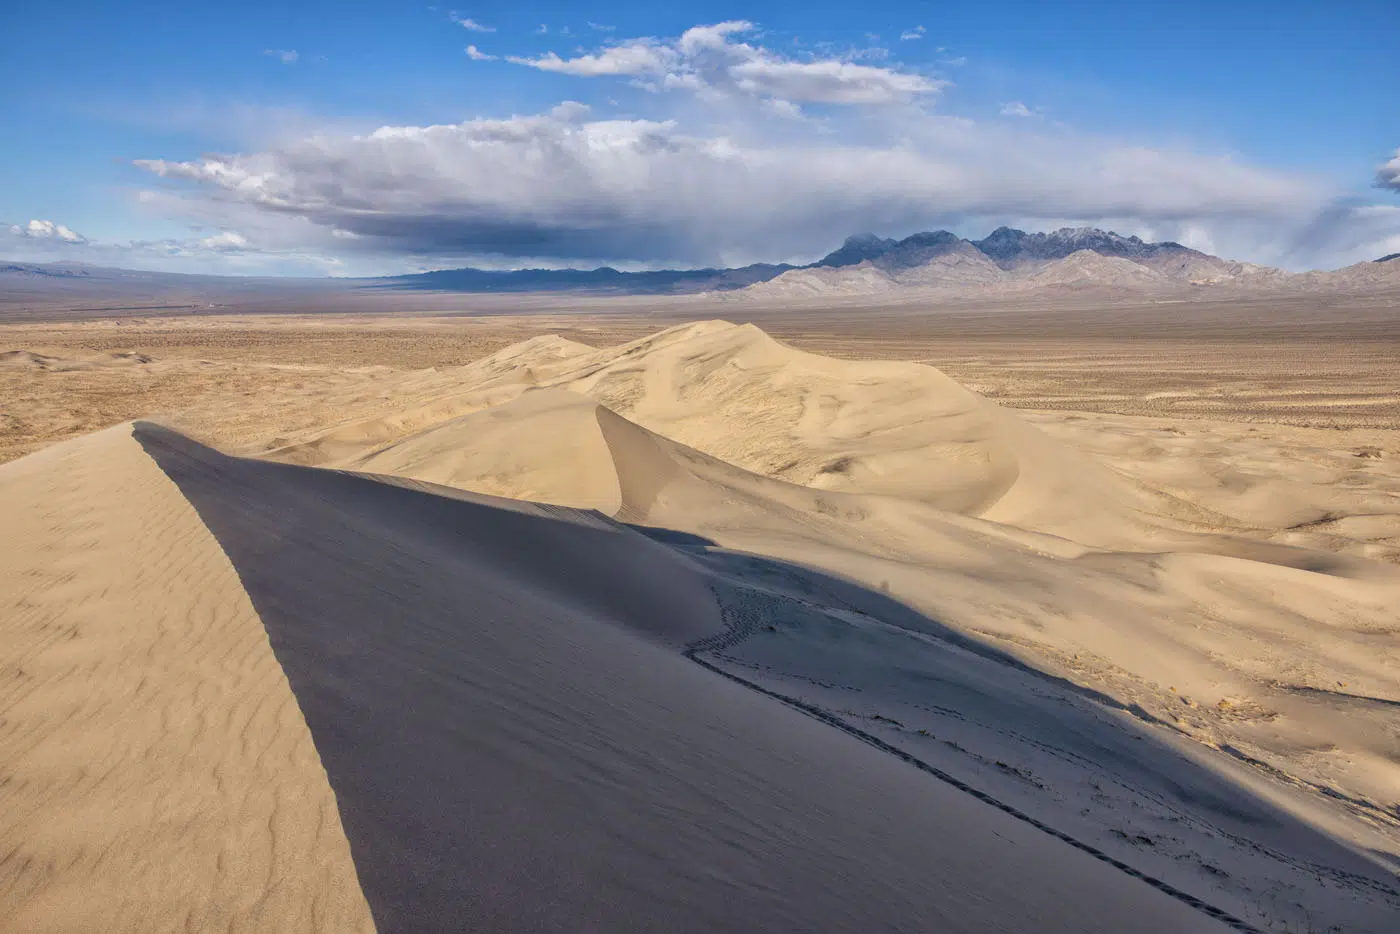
377,261,796,294
378,226,1399,298
5,228,1399,299
374,227,1250,295
738,226,1299,299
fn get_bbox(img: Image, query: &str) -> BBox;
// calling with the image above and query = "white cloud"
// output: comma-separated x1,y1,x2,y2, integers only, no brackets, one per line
11,219,88,243
762,98,806,120
938,56,968,67
465,44,497,61
900,26,926,41
851,46,891,62
93,24,1400,274
264,49,298,65
198,230,249,250
675,20,754,55
126,101,1389,271
508,41,671,77
728,58,936,105
0,214,353,275
450,14,494,33
1377,148,1400,191
588,22,615,32
508,21,944,106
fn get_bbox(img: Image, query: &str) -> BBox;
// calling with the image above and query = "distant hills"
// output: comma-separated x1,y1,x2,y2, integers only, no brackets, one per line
739,227,1294,299
735,227,1400,300
5,229,1400,300
378,226,1234,295
379,226,1398,298
818,227,1197,271
376,226,1247,295
380,227,1230,295
378,262,795,294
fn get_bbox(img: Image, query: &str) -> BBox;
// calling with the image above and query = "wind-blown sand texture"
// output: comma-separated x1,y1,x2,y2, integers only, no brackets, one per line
2,319,1398,932
0,426,375,933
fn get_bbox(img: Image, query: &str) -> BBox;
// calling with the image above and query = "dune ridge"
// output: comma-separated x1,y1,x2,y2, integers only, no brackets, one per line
280,320,1197,546
0,426,375,934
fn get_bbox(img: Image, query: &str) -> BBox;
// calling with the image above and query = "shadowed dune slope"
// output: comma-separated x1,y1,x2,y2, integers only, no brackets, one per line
0,420,1238,933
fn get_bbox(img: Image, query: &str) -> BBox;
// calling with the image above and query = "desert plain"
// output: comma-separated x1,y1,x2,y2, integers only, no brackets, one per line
2,285,1399,933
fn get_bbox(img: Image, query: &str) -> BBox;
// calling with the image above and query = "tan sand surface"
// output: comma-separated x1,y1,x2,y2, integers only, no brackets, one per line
240,320,1400,929
2,307,1398,932
4,296,1397,466
0,426,375,934
1,421,1244,933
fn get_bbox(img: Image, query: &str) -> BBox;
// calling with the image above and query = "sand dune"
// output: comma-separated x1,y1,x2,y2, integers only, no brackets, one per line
3,321,1398,932
0,425,375,934
1,422,1244,933
281,321,1189,546
259,322,1400,927
347,389,629,511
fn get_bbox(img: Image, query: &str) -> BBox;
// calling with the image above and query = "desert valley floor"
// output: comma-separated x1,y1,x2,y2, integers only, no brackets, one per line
2,295,1398,933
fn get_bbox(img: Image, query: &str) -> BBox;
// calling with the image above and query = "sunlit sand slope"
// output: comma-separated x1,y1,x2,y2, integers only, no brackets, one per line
273,321,1180,545
0,425,376,934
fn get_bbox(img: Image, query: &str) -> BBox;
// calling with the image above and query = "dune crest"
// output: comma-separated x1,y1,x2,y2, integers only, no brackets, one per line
0,426,375,934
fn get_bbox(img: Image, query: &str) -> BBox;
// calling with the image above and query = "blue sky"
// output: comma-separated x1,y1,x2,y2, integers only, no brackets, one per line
2,0,1397,274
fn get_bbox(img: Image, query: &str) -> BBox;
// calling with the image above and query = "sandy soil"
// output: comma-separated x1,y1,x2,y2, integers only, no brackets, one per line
2,298,1398,932
3,298,1397,463
0,316,657,463
0,419,1243,934
0,426,376,933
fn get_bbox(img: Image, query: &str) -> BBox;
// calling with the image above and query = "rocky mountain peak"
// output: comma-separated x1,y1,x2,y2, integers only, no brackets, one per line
971,226,1198,268
874,231,967,271
817,233,898,268
818,229,970,270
